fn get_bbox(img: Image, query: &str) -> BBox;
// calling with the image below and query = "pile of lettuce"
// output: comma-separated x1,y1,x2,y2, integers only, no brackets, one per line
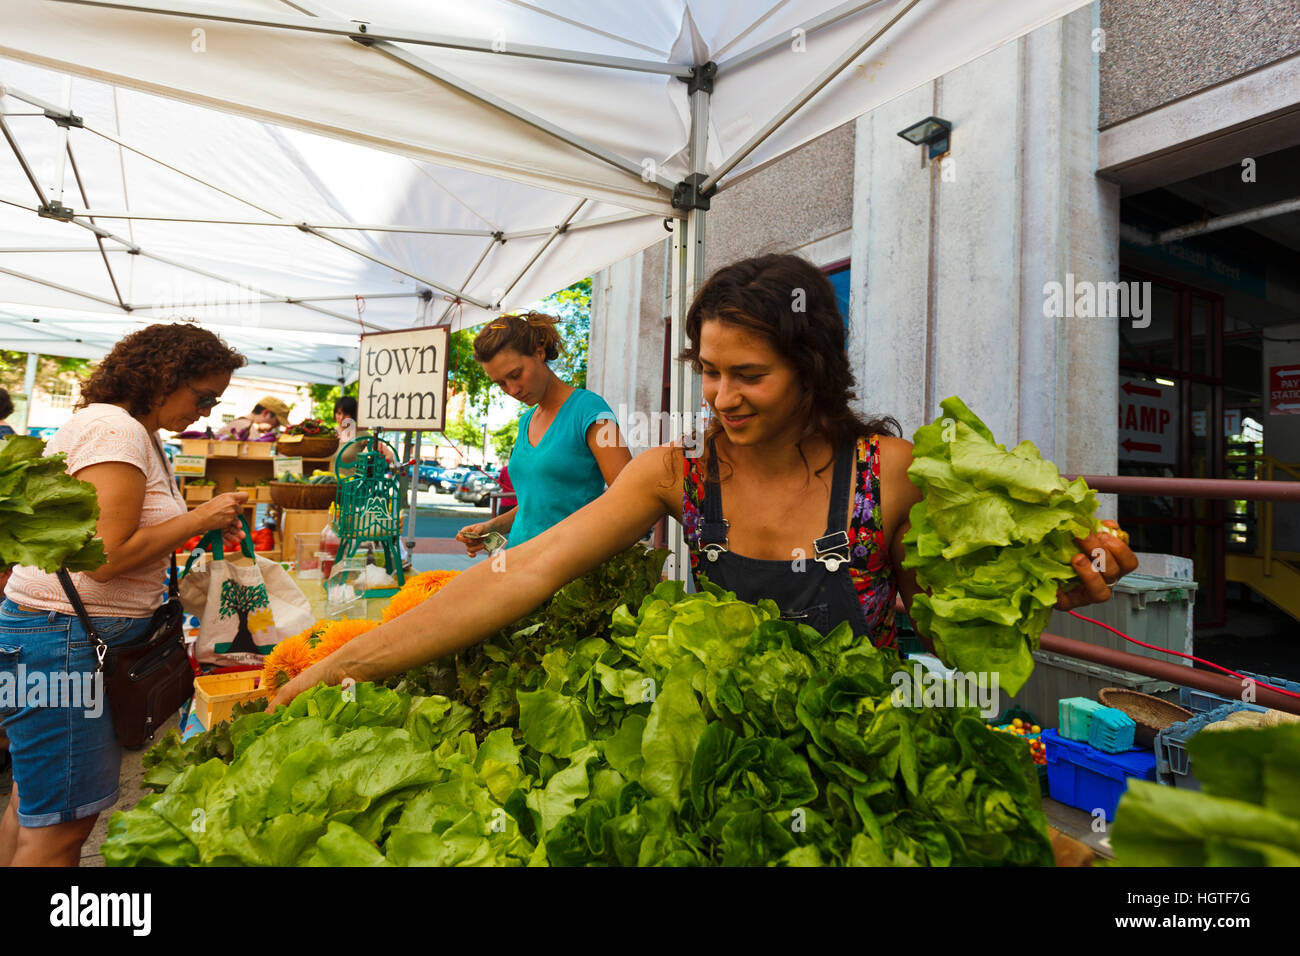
902,397,1101,694
0,435,105,573
1112,723,1300,866
104,560,1053,867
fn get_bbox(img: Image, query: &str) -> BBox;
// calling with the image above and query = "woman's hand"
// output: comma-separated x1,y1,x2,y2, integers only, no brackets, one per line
267,658,336,712
192,492,249,535
456,521,493,557
1055,520,1139,611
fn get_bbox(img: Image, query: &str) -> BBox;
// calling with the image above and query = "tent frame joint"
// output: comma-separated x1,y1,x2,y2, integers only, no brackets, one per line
37,202,76,221
672,173,713,212
681,61,717,96
45,108,84,129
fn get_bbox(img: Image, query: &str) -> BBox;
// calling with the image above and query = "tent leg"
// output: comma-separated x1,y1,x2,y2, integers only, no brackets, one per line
667,74,711,582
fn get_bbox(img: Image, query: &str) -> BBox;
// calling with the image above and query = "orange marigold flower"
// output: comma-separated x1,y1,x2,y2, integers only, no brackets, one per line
380,570,459,623
260,630,315,692
309,618,379,664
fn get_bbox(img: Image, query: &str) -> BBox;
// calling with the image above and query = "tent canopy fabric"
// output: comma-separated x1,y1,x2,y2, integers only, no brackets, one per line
1,0,1091,383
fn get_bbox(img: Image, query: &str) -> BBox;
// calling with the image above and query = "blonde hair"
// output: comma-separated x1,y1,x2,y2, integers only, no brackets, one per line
473,311,564,364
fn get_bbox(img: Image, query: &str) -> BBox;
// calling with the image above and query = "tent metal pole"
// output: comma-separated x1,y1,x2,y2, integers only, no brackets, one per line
0,115,48,204
717,0,893,73
366,41,679,193
435,236,501,325
302,226,493,309
498,199,586,303
667,74,711,582
56,208,500,237
0,264,126,309
701,0,922,193
21,352,38,433
51,79,72,205
49,0,691,76
65,141,128,311
0,247,104,253
501,211,651,240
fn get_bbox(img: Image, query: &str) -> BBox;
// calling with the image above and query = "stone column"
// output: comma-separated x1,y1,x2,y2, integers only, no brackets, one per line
850,6,1120,502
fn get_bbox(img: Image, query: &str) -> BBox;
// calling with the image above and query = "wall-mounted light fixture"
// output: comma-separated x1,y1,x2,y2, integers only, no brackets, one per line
896,116,952,160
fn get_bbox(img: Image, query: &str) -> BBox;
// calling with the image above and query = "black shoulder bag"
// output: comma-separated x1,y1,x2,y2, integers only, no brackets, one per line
54,437,195,747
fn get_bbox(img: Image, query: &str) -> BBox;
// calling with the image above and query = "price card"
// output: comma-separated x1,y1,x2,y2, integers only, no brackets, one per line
274,455,303,478
173,454,207,477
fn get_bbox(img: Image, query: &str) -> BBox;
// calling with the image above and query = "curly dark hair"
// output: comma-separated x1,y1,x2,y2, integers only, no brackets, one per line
682,253,899,480
77,323,247,417
0,387,12,421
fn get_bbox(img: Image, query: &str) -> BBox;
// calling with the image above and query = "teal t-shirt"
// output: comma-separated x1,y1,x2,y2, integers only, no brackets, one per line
507,388,617,547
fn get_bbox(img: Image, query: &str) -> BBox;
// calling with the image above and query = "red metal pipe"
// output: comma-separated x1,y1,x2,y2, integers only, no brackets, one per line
1062,474,1300,503
1039,632,1300,715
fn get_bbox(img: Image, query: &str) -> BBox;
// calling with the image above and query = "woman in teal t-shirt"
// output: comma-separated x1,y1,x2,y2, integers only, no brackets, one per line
456,312,632,553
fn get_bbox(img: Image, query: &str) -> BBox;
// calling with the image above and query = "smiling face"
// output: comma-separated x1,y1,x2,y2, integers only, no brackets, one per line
480,346,550,406
151,370,232,433
698,319,804,447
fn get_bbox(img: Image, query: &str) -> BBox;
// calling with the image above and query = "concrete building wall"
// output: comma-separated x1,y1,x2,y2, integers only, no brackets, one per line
852,6,1120,493
1099,0,1300,127
588,124,856,449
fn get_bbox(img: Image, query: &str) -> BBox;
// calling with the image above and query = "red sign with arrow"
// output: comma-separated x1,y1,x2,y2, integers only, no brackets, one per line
1118,377,1177,464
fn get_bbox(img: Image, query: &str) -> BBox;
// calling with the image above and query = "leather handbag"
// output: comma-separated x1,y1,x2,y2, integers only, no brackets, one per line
57,555,195,748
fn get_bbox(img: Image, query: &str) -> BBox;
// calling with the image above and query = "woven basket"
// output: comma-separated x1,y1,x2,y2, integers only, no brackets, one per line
279,434,339,458
269,481,337,511
1098,688,1193,748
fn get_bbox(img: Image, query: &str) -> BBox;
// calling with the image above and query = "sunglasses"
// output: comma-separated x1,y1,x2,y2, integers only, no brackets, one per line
187,384,221,410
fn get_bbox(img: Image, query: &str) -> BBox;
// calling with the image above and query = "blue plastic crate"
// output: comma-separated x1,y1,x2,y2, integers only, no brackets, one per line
1040,728,1157,821
1154,702,1256,789
1178,670,1298,715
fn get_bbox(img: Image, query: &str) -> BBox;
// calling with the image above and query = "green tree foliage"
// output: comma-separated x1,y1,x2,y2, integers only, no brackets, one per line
490,417,520,460
445,411,485,450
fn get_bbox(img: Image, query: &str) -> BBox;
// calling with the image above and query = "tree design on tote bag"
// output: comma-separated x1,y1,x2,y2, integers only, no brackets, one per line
217,579,272,654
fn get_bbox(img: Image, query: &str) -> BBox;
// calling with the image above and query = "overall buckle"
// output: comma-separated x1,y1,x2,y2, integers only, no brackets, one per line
813,530,851,572
701,519,730,562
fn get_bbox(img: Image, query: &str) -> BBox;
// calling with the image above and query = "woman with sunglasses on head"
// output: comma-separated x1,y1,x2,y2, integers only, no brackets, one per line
0,323,249,867
454,312,632,556
273,254,1137,710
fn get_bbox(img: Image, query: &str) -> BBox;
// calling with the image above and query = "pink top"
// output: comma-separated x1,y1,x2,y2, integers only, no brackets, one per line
5,404,187,618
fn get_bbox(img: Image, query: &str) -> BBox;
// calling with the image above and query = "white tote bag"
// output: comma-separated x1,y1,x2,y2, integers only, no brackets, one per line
180,526,314,667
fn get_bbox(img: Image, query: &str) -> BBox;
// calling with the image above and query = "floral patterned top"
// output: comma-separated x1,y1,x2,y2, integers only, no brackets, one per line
682,435,897,647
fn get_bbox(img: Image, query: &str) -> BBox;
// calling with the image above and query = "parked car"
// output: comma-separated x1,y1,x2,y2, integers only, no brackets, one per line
454,472,501,508
432,465,474,493
416,461,445,491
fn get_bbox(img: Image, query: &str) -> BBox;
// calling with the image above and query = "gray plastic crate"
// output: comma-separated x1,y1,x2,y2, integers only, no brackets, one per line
1154,703,1256,789
1179,670,1299,715
1045,572,1197,681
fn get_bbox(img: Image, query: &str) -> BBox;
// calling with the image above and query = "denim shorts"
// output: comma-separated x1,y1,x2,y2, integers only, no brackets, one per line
0,598,155,827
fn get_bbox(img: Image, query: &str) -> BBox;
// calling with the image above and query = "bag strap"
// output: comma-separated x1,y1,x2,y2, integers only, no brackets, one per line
182,514,257,577
56,568,107,671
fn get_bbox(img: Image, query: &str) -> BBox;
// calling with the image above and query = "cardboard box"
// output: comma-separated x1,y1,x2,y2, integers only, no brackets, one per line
281,508,332,547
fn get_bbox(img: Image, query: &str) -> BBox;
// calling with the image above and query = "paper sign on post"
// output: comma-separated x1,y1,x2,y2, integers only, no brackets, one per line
358,326,450,431
172,454,207,477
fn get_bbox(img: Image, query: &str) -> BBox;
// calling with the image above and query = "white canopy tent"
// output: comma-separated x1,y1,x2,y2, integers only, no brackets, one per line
2,0,1092,568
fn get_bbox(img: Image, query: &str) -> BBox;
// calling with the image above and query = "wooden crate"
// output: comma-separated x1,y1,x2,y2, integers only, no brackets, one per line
209,439,240,457
184,484,214,503
181,438,210,456
236,484,259,500
240,441,275,459
255,485,273,503
193,671,268,729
